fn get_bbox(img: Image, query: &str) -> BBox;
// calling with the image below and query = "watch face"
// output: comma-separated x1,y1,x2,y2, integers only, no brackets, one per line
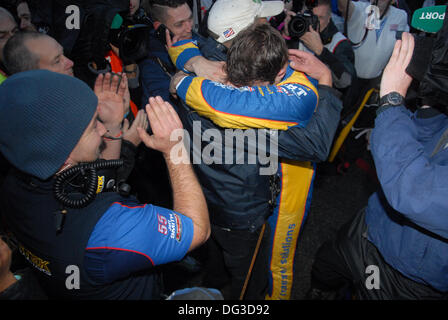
381,92,404,106
388,92,403,105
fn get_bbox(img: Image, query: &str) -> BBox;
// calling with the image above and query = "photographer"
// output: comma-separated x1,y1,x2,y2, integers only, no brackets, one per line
337,0,409,113
279,0,356,92
308,27,448,299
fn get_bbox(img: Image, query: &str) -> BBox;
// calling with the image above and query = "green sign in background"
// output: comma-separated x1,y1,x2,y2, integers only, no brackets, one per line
412,5,446,33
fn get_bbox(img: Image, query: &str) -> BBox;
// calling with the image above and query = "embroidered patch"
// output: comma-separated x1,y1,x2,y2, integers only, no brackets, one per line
223,28,235,39
174,213,182,242
389,24,398,31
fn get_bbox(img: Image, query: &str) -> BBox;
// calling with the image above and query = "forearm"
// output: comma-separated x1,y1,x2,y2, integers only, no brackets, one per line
371,107,448,238
164,147,209,251
168,39,202,72
183,55,202,73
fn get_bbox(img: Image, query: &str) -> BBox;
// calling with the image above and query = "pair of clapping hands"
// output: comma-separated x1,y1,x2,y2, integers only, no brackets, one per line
94,71,183,157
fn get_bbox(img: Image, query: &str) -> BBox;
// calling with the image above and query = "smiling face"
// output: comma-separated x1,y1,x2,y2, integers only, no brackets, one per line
163,3,194,40
25,36,74,76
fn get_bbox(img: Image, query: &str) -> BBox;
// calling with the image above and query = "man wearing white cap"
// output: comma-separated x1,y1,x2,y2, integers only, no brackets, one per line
207,0,284,45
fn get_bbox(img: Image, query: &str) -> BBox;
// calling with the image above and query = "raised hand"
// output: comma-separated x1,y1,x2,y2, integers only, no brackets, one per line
289,49,332,86
380,32,414,98
123,109,149,147
94,72,127,133
137,96,184,157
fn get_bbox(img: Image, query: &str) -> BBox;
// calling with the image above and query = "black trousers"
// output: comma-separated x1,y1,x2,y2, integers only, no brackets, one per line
202,223,271,300
342,76,381,119
311,209,447,300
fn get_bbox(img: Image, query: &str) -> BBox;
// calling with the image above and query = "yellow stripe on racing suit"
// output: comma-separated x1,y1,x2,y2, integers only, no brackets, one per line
173,39,318,300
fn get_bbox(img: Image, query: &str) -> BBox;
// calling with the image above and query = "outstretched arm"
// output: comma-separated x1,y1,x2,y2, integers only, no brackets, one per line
167,33,227,83
138,96,210,251
371,33,448,238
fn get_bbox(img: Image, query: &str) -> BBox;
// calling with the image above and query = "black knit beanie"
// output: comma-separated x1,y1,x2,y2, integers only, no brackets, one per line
0,70,98,180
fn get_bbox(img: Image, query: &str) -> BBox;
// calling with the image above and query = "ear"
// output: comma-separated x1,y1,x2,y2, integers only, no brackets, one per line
275,63,288,83
153,21,161,30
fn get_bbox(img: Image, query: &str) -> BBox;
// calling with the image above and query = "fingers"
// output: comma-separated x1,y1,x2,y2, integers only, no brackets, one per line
103,72,112,92
166,28,173,47
95,72,126,94
388,32,414,70
164,99,183,129
94,73,104,94
137,126,153,148
133,109,149,130
401,32,414,68
389,38,401,64
122,118,130,132
288,49,312,60
146,98,164,134
117,73,127,97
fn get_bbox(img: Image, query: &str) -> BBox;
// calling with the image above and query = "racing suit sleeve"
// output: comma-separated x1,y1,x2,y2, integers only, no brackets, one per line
175,66,319,130
370,106,448,239
84,199,194,284
169,39,202,73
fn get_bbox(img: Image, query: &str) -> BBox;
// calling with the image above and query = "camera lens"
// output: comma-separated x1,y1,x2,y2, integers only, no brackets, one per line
289,16,308,38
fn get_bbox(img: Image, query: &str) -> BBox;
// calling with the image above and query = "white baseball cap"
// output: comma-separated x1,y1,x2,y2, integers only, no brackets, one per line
208,0,284,43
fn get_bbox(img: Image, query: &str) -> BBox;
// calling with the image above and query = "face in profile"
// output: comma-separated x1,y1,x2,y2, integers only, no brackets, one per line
68,111,107,164
26,36,74,76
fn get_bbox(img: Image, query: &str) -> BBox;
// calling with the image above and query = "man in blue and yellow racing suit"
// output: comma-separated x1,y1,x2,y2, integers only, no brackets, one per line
169,23,342,299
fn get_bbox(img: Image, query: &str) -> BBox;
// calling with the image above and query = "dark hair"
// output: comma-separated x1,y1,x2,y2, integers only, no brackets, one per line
142,0,188,23
316,0,331,8
226,23,288,87
3,31,43,74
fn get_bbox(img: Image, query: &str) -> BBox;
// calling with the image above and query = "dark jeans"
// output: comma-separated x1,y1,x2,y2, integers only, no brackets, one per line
311,209,447,300
202,223,271,300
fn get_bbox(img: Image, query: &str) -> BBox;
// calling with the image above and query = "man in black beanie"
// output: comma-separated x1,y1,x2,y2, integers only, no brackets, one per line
0,70,209,299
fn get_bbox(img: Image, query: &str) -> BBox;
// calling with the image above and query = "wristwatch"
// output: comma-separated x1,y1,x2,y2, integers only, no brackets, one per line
379,91,404,107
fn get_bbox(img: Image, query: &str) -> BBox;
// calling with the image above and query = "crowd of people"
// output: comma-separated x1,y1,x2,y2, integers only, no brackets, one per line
0,0,447,301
